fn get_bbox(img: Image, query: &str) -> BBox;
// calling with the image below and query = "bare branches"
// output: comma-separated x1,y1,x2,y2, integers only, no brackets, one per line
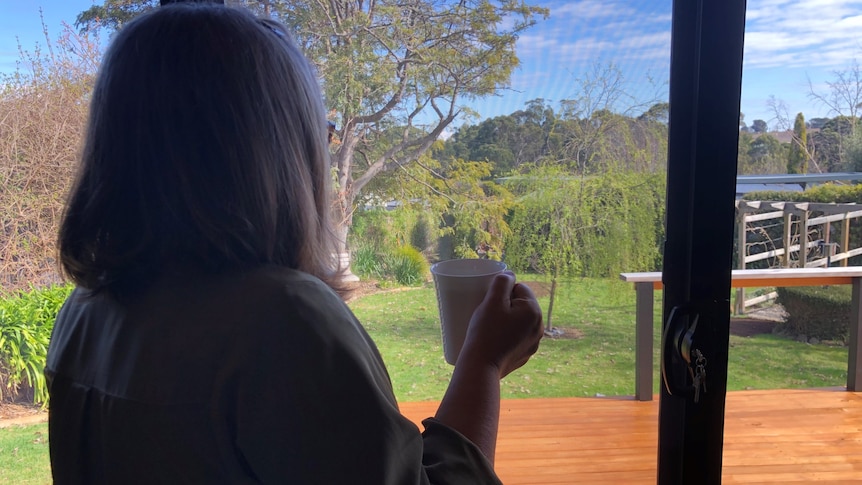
1,21,98,291
808,58,862,128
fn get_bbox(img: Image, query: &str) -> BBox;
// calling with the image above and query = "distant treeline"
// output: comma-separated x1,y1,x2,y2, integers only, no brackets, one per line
432,98,670,176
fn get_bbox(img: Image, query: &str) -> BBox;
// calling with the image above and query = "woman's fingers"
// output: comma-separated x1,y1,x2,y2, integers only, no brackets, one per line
511,282,536,302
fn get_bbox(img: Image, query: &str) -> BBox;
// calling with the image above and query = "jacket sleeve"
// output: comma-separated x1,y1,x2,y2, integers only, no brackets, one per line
234,278,502,485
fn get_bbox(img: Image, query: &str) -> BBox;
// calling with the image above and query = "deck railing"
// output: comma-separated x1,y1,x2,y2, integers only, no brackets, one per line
620,267,862,401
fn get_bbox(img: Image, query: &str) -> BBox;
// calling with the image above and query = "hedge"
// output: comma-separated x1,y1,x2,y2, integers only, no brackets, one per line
775,285,850,342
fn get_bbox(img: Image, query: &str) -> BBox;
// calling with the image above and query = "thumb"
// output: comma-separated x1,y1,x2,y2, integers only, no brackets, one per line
484,272,516,306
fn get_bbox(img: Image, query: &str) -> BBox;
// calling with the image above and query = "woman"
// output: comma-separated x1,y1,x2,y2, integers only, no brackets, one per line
47,2,543,484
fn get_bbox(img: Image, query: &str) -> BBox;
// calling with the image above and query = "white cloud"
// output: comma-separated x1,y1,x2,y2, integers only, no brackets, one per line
744,0,862,68
516,33,560,53
516,1,672,63
553,0,638,19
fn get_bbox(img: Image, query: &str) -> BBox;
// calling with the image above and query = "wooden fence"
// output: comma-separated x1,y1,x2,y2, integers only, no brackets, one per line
735,200,862,313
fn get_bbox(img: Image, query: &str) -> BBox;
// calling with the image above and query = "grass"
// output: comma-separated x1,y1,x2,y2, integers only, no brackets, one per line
0,423,50,485
351,277,849,402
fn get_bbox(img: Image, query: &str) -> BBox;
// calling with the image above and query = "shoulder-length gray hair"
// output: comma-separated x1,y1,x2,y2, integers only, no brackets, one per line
58,2,343,295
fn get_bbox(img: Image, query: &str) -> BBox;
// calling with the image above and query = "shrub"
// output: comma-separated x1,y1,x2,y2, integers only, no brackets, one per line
505,169,665,278
385,246,429,287
744,183,862,204
350,210,392,253
1,21,101,293
409,213,435,255
351,244,386,280
776,285,850,342
0,284,73,406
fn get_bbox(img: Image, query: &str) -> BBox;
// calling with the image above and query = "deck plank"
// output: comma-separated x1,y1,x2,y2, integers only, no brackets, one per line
399,389,862,484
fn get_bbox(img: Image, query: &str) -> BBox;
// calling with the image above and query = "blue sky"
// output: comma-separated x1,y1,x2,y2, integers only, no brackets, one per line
2,0,861,131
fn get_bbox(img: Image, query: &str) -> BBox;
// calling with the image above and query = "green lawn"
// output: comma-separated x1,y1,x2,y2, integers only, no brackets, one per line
351,277,849,402
0,276,850,481
0,423,50,485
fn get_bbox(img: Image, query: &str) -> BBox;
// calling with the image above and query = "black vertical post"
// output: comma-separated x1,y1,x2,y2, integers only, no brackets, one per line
659,1,747,484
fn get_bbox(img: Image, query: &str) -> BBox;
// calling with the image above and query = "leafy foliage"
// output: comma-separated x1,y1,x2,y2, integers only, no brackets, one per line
810,116,861,172
504,167,664,329
75,0,159,32
386,246,429,287
436,90,669,176
277,0,547,247
409,213,434,255
349,209,431,285
363,155,515,260
776,286,850,341
505,168,665,278
743,183,862,204
737,132,788,175
351,245,386,280
0,284,73,406
787,112,808,174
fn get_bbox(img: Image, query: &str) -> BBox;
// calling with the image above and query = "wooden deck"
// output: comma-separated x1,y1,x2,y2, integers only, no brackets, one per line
400,388,862,484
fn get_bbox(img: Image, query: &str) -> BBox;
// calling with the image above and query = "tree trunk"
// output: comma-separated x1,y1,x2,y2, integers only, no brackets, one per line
334,182,359,283
546,267,558,332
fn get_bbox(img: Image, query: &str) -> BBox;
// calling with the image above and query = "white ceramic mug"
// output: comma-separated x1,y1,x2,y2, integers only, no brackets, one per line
430,258,507,365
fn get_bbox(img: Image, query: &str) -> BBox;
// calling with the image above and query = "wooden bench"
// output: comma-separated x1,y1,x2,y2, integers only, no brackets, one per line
620,268,862,401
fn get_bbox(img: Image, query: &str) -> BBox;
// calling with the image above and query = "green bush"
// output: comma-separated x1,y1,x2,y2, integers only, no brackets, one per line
351,208,434,252
0,284,73,406
744,183,862,204
351,244,386,280
350,209,392,252
505,170,665,278
776,285,850,341
385,246,429,287
409,213,435,255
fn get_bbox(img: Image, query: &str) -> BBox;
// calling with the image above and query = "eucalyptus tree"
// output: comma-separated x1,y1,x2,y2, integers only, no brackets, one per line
284,0,546,250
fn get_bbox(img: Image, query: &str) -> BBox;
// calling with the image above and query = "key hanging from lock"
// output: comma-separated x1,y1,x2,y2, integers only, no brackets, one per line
691,348,707,403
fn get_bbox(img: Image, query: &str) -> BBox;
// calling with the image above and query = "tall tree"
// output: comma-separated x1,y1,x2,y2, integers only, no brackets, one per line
76,0,158,32
556,63,652,173
747,133,784,170
285,0,546,251
76,0,548,258
788,112,808,174
808,58,862,138
811,116,861,172
737,131,753,172
751,119,768,133
76,0,271,31
767,96,819,173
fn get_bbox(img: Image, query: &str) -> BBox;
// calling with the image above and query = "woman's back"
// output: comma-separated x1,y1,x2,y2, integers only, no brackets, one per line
46,267,428,484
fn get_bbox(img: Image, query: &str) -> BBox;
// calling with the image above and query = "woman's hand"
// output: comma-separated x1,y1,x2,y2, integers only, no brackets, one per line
458,271,544,379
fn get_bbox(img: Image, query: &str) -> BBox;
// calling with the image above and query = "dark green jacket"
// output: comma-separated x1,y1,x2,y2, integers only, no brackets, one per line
46,266,500,484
